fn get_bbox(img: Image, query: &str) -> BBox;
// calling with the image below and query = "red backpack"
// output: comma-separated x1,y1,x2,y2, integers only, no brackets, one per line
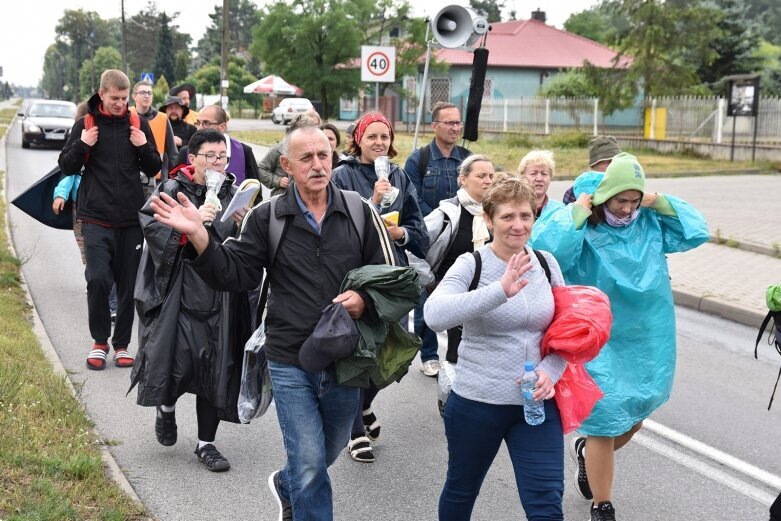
82,111,141,163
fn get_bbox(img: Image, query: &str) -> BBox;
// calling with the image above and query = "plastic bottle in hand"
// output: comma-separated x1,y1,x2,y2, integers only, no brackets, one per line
521,362,545,425
203,168,226,226
374,155,399,209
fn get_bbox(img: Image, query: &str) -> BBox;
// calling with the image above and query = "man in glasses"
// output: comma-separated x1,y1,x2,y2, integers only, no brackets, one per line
131,81,178,197
177,104,260,185
404,101,472,377
59,69,161,372
132,128,252,473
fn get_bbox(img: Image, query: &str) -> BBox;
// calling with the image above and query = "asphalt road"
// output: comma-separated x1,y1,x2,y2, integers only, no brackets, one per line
4,116,780,520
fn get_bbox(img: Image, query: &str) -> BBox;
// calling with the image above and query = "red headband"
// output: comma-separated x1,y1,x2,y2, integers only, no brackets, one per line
353,112,393,145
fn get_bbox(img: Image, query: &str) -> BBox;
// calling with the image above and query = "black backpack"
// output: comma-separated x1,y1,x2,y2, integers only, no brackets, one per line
755,307,781,410
470,249,551,290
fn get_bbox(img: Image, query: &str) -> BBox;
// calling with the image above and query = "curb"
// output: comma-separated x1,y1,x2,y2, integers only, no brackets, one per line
0,120,147,514
673,289,765,328
709,236,780,258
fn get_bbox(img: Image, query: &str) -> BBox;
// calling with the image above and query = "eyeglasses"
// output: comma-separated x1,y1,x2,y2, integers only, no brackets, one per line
194,153,230,164
134,90,153,96
195,120,222,128
434,120,463,128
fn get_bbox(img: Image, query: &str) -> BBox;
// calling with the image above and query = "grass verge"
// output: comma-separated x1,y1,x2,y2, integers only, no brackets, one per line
0,170,147,520
230,129,768,179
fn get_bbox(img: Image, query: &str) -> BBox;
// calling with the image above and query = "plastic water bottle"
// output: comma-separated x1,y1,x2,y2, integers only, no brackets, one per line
521,362,545,425
374,155,399,209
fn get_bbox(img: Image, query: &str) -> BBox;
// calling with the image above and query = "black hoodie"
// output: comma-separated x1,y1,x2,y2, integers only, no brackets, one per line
58,92,162,227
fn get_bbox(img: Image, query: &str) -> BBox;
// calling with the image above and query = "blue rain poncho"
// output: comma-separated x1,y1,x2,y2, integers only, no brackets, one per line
530,175,709,436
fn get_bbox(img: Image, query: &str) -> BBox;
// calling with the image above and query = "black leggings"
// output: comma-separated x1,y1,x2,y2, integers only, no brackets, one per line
196,396,220,443
351,381,381,436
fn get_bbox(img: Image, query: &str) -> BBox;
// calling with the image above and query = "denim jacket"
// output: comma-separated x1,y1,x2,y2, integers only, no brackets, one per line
403,140,470,216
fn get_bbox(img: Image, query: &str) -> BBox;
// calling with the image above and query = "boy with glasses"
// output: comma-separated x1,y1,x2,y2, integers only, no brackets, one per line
131,81,178,197
131,128,252,472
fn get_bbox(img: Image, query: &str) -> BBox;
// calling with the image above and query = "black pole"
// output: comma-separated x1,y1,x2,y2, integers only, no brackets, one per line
730,114,737,162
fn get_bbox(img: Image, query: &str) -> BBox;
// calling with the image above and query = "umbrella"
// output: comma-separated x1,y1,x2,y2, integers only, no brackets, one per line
11,165,73,230
243,75,303,96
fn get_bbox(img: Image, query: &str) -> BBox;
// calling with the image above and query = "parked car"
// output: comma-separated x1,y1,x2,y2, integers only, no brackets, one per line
271,98,314,125
19,100,77,149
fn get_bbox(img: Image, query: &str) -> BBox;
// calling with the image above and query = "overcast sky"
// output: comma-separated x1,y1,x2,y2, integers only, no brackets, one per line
0,0,598,87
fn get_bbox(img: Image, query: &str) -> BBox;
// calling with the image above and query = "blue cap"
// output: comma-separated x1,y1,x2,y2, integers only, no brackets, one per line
524,361,535,371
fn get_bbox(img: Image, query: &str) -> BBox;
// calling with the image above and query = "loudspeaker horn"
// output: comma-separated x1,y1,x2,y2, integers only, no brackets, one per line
431,5,489,49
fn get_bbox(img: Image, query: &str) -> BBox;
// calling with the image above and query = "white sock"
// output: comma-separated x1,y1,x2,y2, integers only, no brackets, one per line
198,440,214,449
160,404,176,413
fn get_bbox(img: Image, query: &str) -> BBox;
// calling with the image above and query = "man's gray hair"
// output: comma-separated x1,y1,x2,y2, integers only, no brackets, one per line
281,126,328,157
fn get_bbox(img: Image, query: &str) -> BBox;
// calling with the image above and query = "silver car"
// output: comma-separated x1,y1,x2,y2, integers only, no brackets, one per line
19,100,77,149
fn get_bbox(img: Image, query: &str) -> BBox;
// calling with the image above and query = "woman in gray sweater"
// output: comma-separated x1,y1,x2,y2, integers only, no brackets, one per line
424,176,567,521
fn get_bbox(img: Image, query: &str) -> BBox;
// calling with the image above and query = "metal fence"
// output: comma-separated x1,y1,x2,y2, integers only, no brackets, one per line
477,95,781,145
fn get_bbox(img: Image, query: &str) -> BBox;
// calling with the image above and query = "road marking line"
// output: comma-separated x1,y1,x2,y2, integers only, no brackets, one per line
634,431,776,506
644,419,781,490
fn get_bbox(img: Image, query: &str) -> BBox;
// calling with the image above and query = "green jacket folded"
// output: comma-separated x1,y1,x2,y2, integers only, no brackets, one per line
336,265,421,389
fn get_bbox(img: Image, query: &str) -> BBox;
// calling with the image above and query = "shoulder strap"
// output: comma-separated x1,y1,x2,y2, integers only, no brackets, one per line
340,190,366,248
418,144,431,180
267,195,290,268
84,113,94,130
469,250,482,291
533,249,551,283
456,145,472,159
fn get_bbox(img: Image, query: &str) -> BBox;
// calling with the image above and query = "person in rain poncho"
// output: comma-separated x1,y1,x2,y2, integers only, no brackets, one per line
530,153,709,521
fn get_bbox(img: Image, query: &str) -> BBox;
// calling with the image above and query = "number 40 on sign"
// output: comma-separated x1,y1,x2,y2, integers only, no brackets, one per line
361,45,396,83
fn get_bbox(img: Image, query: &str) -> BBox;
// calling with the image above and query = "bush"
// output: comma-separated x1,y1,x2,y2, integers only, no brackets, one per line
544,131,591,149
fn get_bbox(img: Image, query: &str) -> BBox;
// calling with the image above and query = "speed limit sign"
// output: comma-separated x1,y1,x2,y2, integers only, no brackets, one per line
361,45,396,83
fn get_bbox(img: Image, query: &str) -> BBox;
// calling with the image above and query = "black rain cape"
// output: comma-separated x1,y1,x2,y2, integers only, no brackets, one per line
128,166,252,422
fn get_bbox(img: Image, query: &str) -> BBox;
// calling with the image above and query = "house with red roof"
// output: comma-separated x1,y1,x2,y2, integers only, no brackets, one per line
340,9,632,126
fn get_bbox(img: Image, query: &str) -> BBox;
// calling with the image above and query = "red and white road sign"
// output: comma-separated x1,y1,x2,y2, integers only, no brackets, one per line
361,46,396,83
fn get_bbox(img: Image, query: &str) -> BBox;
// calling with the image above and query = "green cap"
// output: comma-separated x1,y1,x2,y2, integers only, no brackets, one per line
592,153,645,206
588,135,621,167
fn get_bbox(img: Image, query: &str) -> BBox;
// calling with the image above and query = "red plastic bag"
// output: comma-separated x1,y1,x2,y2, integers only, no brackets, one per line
542,285,612,433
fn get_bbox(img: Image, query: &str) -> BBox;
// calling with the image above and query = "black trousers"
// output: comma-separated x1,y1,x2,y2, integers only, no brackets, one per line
82,223,143,346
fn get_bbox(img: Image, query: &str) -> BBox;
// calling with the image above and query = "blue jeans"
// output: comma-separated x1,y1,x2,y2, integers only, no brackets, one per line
414,289,439,362
440,392,564,521
268,360,360,521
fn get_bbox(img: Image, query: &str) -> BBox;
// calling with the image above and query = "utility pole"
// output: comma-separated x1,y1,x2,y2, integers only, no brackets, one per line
121,0,128,76
220,0,229,109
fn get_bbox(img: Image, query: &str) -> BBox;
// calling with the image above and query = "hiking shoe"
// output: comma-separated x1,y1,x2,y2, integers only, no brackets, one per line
268,470,293,521
154,407,177,446
194,443,230,472
420,359,441,377
590,501,616,521
570,436,593,500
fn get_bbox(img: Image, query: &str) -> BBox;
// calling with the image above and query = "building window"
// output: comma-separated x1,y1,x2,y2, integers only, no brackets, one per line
390,27,400,38
428,77,451,111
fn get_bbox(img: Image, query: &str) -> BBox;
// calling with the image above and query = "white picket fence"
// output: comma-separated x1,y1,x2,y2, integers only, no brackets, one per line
477,95,781,145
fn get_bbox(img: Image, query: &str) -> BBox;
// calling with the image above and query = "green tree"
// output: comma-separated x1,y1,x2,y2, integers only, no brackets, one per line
42,44,70,100
754,40,781,96
174,49,191,83
54,9,115,101
154,12,177,85
469,0,505,23
124,4,190,82
606,0,721,97
78,47,124,99
563,6,619,45
186,57,257,104
745,0,781,46
697,0,761,90
194,0,261,74
153,76,171,106
251,0,364,117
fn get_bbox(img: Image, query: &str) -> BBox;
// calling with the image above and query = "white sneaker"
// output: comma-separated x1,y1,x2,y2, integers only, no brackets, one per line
420,359,441,377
